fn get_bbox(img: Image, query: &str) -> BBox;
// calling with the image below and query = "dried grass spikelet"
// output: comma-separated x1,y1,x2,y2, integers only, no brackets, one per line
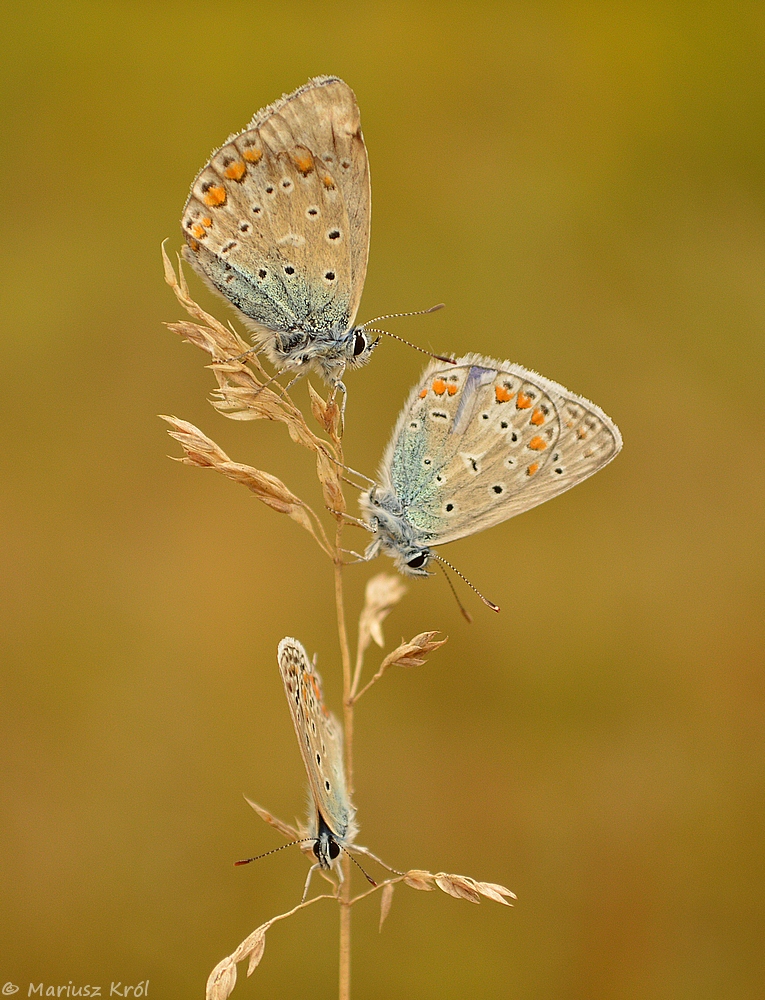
162,242,263,372
206,919,271,999
315,446,346,516
306,383,345,513
162,247,347,522
207,955,237,1000
358,573,408,656
206,920,269,1000
381,632,448,670
403,870,516,906
205,884,339,1000
365,866,516,935
352,631,448,703
379,882,395,931
243,796,301,841
307,380,342,442
160,416,332,557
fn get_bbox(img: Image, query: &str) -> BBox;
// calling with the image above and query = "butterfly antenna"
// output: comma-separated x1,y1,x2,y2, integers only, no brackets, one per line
234,839,314,866
360,304,456,366
434,559,473,624
362,303,445,326
339,845,377,886
432,554,500,615
365,328,455,365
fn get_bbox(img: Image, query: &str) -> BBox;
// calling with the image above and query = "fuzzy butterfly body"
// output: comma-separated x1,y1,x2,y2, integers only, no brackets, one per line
278,637,357,870
359,354,622,577
181,76,373,385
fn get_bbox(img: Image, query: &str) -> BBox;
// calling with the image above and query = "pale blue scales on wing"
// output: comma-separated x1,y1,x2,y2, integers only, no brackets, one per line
359,354,622,579
181,76,374,387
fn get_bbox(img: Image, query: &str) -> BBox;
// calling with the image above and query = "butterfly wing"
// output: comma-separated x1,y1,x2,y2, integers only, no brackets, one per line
380,354,622,546
182,77,370,359
277,637,356,844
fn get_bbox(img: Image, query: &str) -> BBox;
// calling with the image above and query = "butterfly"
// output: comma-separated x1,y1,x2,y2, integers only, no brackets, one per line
359,354,622,588
278,637,358,878
181,76,373,389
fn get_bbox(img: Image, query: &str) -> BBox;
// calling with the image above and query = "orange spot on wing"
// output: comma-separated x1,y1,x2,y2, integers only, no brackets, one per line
447,384,458,395
432,379,447,395
516,392,532,409
531,408,545,425
528,436,547,451
203,185,226,207
578,428,588,439
419,388,428,398
190,224,206,239
224,160,246,181
187,238,200,252
526,462,539,476
322,174,336,189
292,151,315,175
242,147,262,163
201,216,212,227
495,385,514,403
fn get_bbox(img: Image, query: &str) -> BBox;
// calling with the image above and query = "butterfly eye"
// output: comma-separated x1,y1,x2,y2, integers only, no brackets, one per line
406,552,428,570
312,841,321,859
328,841,341,860
352,331,367,357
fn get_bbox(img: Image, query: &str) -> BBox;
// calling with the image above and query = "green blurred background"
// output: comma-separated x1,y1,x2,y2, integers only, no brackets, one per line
2,2,763,997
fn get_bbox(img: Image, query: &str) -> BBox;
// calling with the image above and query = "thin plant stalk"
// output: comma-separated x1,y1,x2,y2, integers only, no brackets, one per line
334,477,353,1000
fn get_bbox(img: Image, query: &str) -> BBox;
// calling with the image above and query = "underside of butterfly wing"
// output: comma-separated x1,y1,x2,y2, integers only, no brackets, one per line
181,77,370,378
380,354,622,548
277,637,356,846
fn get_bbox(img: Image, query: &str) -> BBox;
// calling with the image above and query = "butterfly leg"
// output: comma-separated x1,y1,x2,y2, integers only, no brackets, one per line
217,344,265,367
328,373,348,423
327,460,375,489
339,533,381,564
339,548,371,565
341,464,375,488
351,844,405,877
281,372,304,396
363,534,382,560
327,509,375,531
337,381,348,421
301,862,320,903
239,366,299,403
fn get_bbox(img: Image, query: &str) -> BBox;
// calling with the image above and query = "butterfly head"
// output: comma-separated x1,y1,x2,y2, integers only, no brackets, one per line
312,813,343,870
397,546,433,577
291,326,379,383
347,326,379,369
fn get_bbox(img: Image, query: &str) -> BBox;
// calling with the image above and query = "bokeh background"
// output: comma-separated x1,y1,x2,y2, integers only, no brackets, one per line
2,3,763,998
